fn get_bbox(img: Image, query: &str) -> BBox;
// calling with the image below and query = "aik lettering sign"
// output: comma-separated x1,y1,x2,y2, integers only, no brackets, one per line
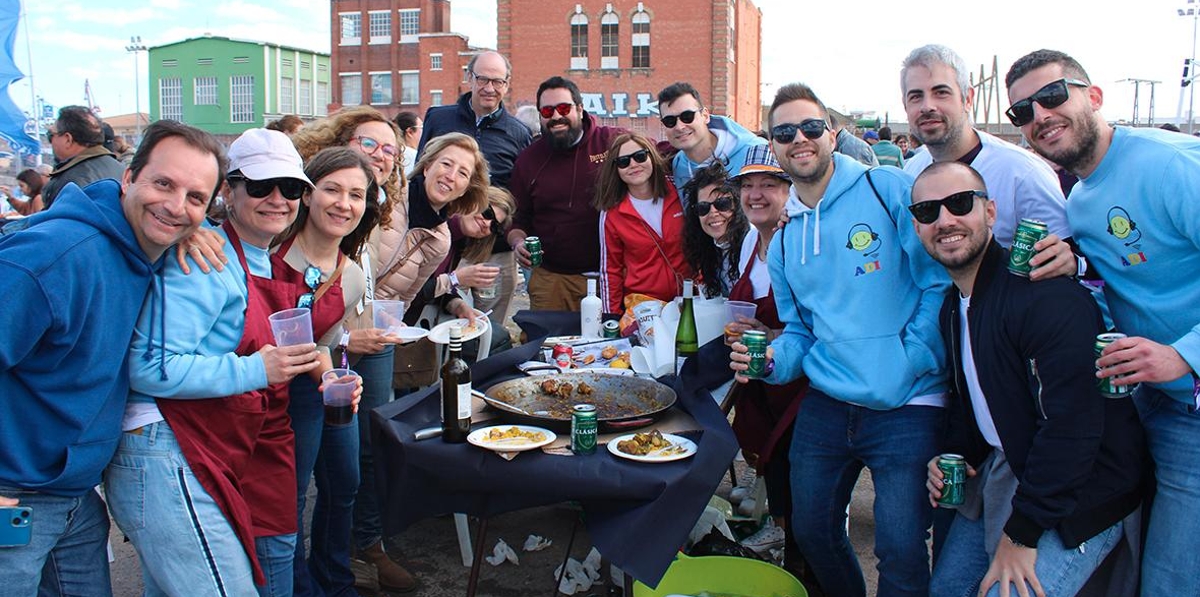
579,92,659,118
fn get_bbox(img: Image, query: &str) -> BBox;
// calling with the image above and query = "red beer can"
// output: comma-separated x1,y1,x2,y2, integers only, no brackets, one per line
552,344,574,369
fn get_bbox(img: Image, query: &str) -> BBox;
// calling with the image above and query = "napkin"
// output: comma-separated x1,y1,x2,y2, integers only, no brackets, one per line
484,539,519,566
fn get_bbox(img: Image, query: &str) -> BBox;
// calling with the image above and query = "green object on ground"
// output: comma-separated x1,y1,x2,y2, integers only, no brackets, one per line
632,553,807,597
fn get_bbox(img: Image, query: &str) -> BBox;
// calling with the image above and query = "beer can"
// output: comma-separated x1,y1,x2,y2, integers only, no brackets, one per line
936,454,967,508
742,330,769,379
571,404,598,455
525,236,543,267
602,318,620,339
1095,332,1135,398
552,344,574,369
1008,219,1049,277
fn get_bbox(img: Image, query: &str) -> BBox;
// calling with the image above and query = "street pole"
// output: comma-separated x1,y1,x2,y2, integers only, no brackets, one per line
125,36,147,142
1191,13,1197,133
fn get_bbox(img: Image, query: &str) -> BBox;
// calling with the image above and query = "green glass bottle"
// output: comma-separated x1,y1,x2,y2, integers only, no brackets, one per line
441,325,472,443
675,279,698,375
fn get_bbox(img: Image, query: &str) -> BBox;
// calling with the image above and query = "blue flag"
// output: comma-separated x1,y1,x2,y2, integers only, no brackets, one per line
0,0,39,158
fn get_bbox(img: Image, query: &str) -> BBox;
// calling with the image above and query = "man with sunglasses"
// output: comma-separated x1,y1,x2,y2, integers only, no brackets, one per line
731,82,949,597
508,76,624,310
1007,49,1200,597
656,82,766,192
912,161,1144,597
901,45,1074,279
41,105,126,209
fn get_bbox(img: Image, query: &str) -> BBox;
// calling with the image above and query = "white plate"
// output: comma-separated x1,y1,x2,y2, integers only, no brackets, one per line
467,425,556,452
383,326,429,344
428,313,490,344
607,432,697,463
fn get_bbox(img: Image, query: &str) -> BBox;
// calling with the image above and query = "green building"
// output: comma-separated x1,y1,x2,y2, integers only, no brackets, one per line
148,35,331,138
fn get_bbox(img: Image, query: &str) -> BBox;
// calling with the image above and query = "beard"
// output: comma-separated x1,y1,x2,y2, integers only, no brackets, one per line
928,227,989,273
543,118,583,150
1032,113,1101,176
912,112,964,151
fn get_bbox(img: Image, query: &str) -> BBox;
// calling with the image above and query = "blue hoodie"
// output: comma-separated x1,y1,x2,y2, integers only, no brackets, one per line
671,114,767,191
766,153,950,410
0,180,158,496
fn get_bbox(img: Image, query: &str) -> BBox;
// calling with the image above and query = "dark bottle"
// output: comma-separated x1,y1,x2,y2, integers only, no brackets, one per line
441,325,472,443
675,279,698,375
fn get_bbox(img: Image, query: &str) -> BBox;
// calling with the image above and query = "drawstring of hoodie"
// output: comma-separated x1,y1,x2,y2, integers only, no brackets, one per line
140,266,169,381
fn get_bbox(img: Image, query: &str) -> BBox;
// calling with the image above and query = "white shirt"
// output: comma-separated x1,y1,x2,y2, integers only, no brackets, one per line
629,195,664,237
960,294,1003,450
737,232,771,300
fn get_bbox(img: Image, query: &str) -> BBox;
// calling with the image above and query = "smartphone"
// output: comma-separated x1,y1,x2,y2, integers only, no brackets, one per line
0,506,32,547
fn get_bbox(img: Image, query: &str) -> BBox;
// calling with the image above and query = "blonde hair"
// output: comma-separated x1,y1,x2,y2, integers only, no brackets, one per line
462,187,517,264
412,132,490,218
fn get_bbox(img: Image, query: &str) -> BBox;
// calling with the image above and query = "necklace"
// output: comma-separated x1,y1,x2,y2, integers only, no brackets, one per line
295,235,336,275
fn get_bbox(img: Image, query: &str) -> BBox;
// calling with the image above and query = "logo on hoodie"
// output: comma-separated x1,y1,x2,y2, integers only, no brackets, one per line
1105,205,1149,266
847,222,884,276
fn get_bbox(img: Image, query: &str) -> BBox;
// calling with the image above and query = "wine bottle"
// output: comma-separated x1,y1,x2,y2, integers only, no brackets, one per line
581,278,602,339
441,325,472,443
675,279,698,375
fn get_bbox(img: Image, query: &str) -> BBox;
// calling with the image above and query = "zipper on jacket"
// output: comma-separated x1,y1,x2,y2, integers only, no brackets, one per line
1030,358,1047,419
950,302,964,398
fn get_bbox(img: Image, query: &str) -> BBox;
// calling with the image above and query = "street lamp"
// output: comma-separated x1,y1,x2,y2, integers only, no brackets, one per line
125,36,147,142
1179,2,1198,133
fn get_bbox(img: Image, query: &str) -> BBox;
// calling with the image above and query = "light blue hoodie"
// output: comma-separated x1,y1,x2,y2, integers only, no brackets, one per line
766,153,950,410
671,114,767,191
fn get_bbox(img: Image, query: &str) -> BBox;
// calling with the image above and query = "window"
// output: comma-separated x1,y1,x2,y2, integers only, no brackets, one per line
230,75,255,123
370,73,392,105
340,12,361,45
400,9,419,42
430,90,443,107
194,76,218,106
159,77,182,121
280,77,295,113
400,72,419,105
341,74,362,106
570,7,588,70
727,2,736,63
160,59,178,67
631,9,650,68
196,58,213,66
430,53,442,71
601,8,618,70
317,82,329,115
299,81,313,115
369,11,390,44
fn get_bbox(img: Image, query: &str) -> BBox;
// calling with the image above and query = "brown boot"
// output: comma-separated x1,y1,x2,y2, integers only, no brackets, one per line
359,541,418,593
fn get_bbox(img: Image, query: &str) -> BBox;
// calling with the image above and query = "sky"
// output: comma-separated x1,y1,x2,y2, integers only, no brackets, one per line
10,0,1200,127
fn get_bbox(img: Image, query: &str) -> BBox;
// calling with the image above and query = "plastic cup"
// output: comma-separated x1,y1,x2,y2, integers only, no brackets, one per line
725,300,757,340
475,262,502,300
269,308,313,346
373,300,406,336
321,368,359,426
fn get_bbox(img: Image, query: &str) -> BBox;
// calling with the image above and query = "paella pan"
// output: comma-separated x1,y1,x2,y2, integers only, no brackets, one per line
482,370,676,432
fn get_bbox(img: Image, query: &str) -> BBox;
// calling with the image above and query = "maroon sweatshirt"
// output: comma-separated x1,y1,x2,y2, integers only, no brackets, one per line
509,112,624,275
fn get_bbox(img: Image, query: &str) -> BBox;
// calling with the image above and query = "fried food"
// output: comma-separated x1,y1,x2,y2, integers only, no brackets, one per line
540,379,560,394
609,358,631,369
600,346,619,360
555,382,574,398
577,381,594,395
483,426,547,443
616,430,672,456
579,354,596,365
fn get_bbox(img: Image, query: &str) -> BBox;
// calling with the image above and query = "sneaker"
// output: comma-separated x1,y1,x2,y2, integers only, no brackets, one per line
739,519,785,553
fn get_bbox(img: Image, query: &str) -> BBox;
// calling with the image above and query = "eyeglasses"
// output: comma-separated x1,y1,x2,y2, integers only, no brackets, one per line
353,136,400,158
538,103,574,119
908,190,988,224
227,175,308,200
297,265,321,309
770,119,830,143
45,130,60,141
1005,78,1090,127
660,110,699,129
480,205,504,235
614,149,650,169
694,196,735,216
472,72,509,90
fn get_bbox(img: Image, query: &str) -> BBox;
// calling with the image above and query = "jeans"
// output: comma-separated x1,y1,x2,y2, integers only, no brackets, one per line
931,514,1122,597
290,375,361,597
789,389,943,597
255,534,297,597
351,346,393,551
104,422,257,597
0,486,111,597
1133,386,1200,597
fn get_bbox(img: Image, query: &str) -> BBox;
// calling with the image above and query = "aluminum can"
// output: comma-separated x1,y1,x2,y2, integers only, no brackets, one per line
1008,219,1049,277
602,318,620,339
525,236,543,267
742,330,769,379
552,344,574,369
936,454,967,508
1095,332,1135,398
571,404,598,455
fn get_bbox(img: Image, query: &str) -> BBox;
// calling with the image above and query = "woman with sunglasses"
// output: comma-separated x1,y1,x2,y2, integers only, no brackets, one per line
270,147,379,597
681,162,750,298
107,129,327,597
593,132,691,313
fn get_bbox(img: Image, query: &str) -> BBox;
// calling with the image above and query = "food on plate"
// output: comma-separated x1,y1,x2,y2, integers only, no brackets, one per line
609,358,631,369
540,379,560,394
576,381,594,395
600,346,619,360
578,353,596,365
483,426,547,443
555,382,574,398
616,430,673,456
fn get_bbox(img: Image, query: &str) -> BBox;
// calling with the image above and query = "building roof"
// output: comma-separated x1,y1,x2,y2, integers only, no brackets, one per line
103,112,150,128
149,34,329,58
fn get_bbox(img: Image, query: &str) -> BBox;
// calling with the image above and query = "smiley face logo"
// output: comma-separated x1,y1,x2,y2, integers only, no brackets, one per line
1106,206,1141,246
846,223,881,255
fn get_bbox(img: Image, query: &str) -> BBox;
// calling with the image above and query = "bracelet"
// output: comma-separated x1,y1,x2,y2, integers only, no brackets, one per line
448,271,461,293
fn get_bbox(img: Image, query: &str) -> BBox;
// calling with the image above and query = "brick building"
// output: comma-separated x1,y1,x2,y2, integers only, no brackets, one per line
330,0,481,119
498,0,762,137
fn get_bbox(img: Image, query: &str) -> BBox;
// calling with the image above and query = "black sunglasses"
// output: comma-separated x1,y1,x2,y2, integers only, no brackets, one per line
694,196,735,216
614,149,650,169
1005,78,1089,127
297,265,321,309
481,205,504,236
539,103,574,119
908,190,988,224
660,110,698,129
771,119,829,143
228,175,308,201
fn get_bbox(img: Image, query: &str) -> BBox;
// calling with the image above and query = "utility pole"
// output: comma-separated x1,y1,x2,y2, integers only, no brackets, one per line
125,36,147,142
1121,79,1162,125
1179,1,1199,132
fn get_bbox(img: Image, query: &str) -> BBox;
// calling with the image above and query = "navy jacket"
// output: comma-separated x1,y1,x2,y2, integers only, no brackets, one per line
940,240,1146,548
417,92,532,190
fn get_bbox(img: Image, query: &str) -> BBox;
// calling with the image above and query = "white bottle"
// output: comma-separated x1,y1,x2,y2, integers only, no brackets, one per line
581,278,602,339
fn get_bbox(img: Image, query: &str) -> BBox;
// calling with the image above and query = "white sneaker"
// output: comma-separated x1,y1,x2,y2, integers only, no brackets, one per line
739,519,785,553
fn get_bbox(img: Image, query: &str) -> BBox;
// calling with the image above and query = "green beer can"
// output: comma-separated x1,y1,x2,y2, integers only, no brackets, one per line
571,404,597,454
937,454,967,508
743,330,769,379
525,236,543,268
1095,333,1135,398
1008,219,1048,277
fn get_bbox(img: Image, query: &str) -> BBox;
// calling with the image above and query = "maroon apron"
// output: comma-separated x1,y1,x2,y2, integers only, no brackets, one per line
239,236,346,538
729,238,808,469
155,222,278,581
